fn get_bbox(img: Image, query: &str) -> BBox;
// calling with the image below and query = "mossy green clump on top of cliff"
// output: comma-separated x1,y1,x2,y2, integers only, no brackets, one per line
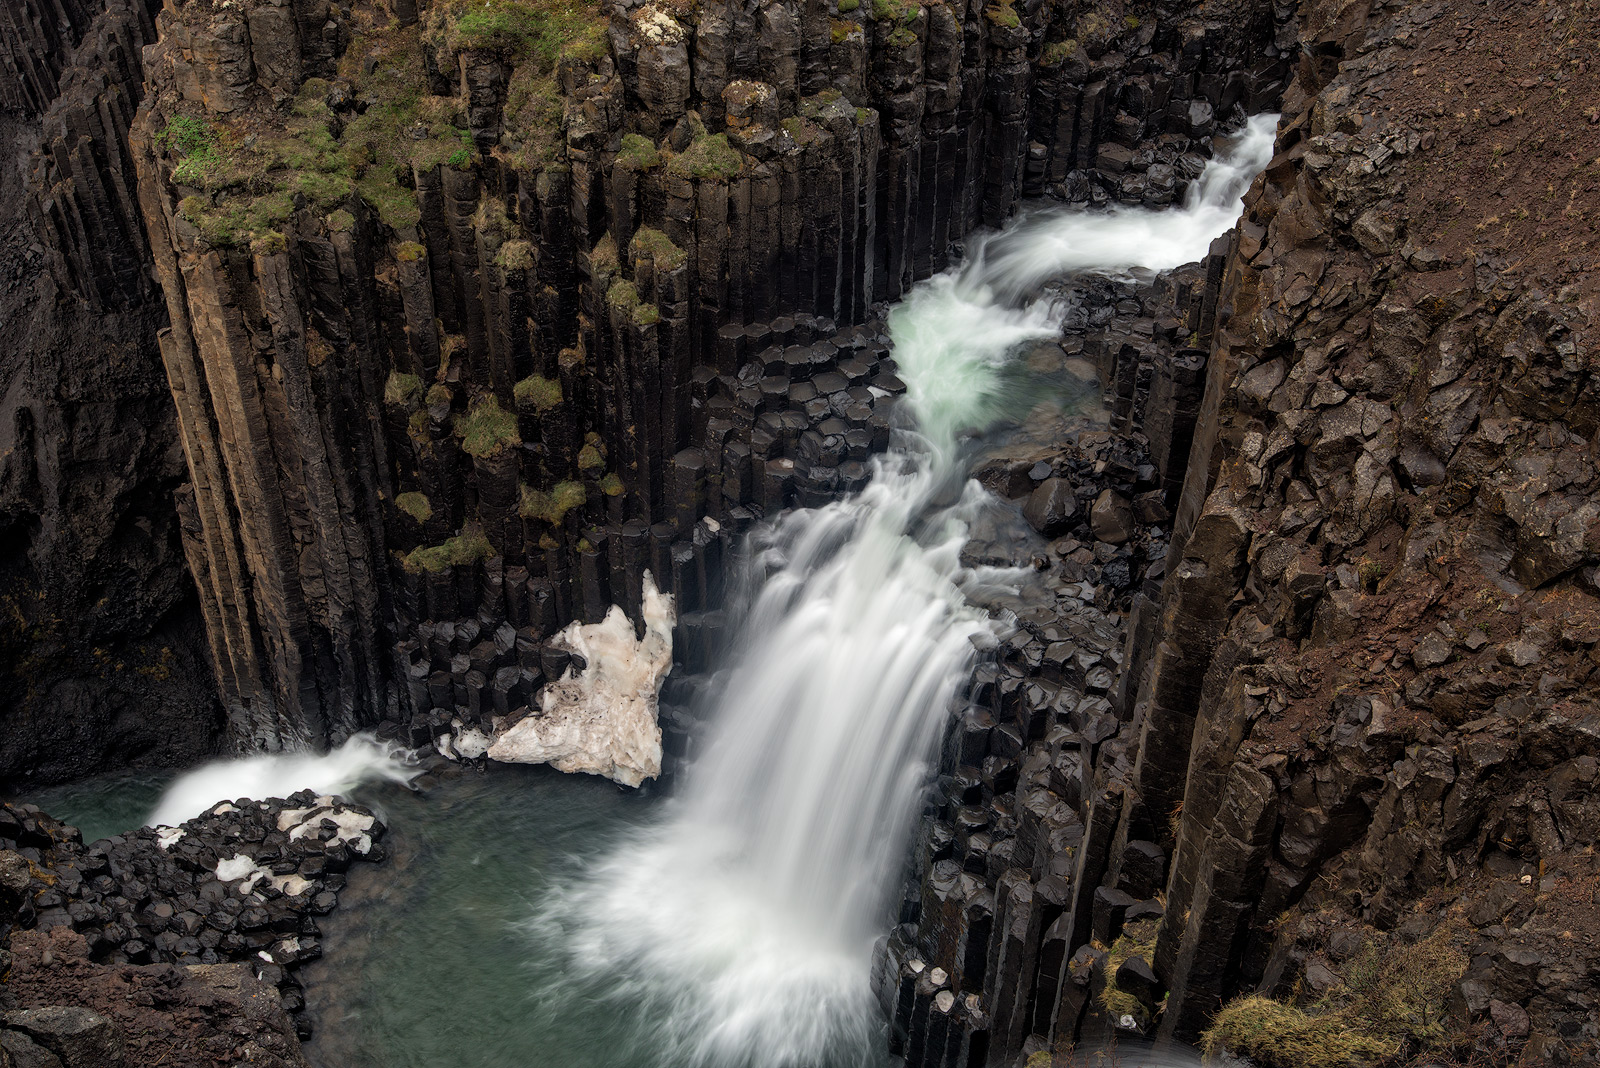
606,279,660,326
394,491,433,523
666,133,744,181
1097,919,1160,1025
513,374,563,411
425,0,608,66
458,396,521,458
496,240,535,271
616,133,661,171
599,472,624,496
630,227,686,271
1202,920,1470,1068
519,481,586,523
871,0,919,25
983,0,1020,29
384,370,424,407
401,528,495,573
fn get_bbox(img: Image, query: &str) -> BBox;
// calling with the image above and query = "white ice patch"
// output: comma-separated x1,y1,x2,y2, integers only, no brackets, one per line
214,853,313,896
454,727,492,760
488,571,674,787
156,827,185,851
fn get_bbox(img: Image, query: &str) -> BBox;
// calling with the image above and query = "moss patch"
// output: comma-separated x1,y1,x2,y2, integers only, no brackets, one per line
401,529,494,573
629,226,686,271
577,443,604,470
1098,919,1159,1025
519,480,587,522
666,132,744,180
458,396,521,458
616,132,661,170
984,0,1020,28
513,374,563,411
384,370,423,407
606,278,660,326
496,239,534,271
599,472,624,496
395,491,433,522
1202,920,1470,1068
424,0,608,66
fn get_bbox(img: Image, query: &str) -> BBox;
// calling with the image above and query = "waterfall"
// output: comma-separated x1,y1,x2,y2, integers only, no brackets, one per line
145,733,417,828
536,119,1279,1067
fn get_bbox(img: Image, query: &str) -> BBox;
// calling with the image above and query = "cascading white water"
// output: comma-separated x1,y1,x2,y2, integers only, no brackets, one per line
145,733,418,828
538,118,1279,1067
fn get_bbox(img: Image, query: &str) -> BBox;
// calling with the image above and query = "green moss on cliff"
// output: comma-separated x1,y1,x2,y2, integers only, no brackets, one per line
384,370,423,407
425,0,608,66
667,133,744,180
616,133,661,171
496,239,534,271
402,529,494,573
606,279,661,326
395,491,433,522
599,472,624,496
1202,920,1470,1068
519,481,586,522
983,0,1020,28
1098,920,1159,1025
513,374,563,411
459,396,521,458
629,226,686,271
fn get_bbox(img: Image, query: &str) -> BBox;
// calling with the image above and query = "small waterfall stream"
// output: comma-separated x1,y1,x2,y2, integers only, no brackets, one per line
532,115,1280,1068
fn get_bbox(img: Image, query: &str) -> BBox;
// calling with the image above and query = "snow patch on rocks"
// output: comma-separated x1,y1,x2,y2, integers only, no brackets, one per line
488,571,674,787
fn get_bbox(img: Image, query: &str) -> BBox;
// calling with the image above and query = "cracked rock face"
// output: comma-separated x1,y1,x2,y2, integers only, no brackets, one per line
489,572,674,787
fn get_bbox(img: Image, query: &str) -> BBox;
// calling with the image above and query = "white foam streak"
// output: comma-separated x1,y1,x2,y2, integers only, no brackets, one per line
146,733,417,828
969,113,1279,301
535,117,1280,1068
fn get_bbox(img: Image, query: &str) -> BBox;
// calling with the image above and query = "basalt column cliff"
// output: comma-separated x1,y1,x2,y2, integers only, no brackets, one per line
123,0,1288,753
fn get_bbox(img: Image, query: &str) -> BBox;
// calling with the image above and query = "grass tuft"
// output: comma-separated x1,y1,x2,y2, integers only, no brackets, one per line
395,491,433,523
401,529,494,573
458,396,521,458
630,226,686,271
513,374,563,411
519,480,587,523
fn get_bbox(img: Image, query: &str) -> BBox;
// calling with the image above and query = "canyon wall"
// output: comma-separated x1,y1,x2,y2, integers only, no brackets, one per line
0,0,222,788
124,0,1287,758
883,1,1600,1065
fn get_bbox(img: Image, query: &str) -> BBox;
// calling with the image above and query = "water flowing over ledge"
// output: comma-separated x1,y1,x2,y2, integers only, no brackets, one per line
528,115,1280,1068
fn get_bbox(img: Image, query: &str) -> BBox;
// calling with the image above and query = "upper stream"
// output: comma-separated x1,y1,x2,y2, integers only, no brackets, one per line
14,114,1277,1068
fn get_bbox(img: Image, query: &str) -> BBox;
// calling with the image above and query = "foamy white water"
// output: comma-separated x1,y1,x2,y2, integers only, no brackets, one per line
535,118,1279,1066
146,733,418,828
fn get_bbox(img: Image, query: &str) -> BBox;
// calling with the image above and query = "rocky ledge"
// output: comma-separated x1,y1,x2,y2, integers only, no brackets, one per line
1,796,388,1064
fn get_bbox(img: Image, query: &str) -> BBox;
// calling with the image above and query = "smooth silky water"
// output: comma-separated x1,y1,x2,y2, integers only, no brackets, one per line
12,116,1277,1068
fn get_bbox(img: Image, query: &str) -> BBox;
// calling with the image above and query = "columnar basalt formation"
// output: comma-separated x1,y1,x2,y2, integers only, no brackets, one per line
883,1,1600,1065
0,795,388,1053
0,0,222,789
125,0,1290,757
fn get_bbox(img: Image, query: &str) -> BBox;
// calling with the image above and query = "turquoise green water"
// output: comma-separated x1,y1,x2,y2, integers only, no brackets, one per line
17,769,172,843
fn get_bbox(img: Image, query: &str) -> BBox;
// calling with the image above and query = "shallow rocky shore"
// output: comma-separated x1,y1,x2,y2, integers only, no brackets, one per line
1,796,388,1064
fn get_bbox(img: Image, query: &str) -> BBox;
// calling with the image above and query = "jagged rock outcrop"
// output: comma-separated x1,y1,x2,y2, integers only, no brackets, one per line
1,795,388,1048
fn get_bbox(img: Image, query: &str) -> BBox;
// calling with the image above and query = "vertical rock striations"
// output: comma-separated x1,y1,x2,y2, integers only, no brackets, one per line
126,0,1290,758
888,1,1600,1065
1,0,222,788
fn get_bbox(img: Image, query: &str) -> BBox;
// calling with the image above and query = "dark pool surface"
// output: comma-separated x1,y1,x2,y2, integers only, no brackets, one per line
18,768,172,843
297,763,669,1068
